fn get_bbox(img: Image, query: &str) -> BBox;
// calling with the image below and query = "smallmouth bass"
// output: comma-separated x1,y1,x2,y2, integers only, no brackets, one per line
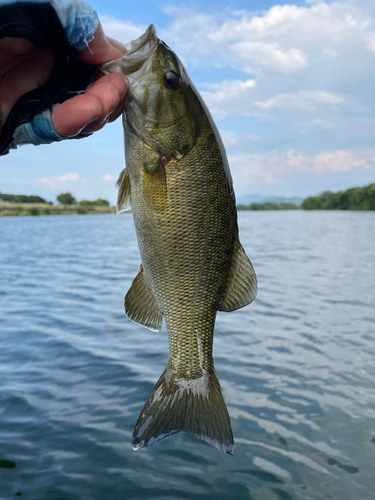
104,25,257,455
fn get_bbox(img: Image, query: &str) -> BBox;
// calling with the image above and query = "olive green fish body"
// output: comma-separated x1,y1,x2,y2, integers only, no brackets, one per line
107,25,257,454
128,111,236,377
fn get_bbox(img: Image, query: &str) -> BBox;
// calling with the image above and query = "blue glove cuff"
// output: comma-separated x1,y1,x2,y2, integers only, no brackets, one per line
9,110,65,150
51,0,99,52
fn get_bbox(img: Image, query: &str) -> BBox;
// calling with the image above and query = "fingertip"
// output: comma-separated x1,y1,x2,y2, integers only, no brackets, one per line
52,95,102,136
94,73,127,97
106,36,128,55
78,22,125,65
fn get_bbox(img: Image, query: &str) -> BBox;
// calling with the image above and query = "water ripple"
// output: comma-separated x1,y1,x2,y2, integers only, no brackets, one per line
0,212,374,499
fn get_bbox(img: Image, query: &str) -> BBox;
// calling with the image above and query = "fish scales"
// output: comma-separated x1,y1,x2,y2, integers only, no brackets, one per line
131,113,234,379
104,25,257,454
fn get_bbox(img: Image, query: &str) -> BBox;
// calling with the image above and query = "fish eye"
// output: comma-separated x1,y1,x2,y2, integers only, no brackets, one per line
163,71,180,91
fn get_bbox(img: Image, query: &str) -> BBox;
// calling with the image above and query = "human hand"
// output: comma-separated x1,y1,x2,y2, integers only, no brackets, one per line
0,22,127,138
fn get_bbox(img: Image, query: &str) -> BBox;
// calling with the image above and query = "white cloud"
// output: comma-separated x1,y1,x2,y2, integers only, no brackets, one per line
159,1,374,75
230,149,375,186
36,172,81,190
301,118,334,131
227,3,370,44
322,48,338,57
296,150,370,173
200,79,258,117
99,15,146,44
202,79,256,103
232,42,307,73
102,174,114,182
220,130,261,147
96,3,375,194
254,91,343,111
201,85,344,118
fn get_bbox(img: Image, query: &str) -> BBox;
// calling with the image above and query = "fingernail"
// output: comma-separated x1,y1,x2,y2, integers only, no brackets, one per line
106,36,127,56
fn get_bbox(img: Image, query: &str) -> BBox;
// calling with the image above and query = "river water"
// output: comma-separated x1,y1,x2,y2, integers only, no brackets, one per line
0,211,374,500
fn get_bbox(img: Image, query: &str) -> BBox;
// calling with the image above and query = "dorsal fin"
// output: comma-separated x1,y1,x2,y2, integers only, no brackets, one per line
116,167,131,213
125,265,163,331
218,240,257,312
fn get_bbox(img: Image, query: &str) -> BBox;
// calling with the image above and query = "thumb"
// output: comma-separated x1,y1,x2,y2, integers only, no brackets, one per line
78,22,126,65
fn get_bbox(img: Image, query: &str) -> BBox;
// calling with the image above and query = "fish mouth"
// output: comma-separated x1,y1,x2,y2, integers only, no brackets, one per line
101,25,158,79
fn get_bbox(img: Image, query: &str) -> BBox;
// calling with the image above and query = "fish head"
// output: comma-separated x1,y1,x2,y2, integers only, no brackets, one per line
102,25,202,160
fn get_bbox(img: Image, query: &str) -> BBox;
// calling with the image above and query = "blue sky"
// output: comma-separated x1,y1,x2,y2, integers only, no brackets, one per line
2,0,375,203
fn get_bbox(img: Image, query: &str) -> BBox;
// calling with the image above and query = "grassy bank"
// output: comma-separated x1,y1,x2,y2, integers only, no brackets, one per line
237,202,299,210
0,203,117,217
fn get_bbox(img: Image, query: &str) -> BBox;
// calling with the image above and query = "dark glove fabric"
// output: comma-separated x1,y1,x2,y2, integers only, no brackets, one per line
0,0,99,156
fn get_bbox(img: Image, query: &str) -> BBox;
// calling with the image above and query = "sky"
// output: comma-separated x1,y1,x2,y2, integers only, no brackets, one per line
2,0,375,204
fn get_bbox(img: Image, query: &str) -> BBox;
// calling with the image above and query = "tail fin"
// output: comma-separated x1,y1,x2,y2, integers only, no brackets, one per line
131,367,234,455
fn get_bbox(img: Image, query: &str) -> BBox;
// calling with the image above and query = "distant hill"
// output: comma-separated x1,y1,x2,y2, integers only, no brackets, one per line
236,193,265,205
236,194,304,206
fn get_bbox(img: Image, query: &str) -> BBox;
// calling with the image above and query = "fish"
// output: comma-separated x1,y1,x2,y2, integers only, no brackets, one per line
104,25,257,455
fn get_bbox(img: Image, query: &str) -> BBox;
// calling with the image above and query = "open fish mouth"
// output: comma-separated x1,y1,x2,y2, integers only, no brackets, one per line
101,24,158,80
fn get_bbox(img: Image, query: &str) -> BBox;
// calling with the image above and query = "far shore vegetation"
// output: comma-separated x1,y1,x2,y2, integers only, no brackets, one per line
237,183,375,211
0,191,117,217
237,202,299,211
300,183,375,211
1,183,375,216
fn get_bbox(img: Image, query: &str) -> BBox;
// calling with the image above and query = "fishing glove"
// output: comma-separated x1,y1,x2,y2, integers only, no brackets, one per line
0,0,99,156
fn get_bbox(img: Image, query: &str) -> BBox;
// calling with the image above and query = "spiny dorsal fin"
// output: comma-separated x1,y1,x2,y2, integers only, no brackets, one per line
116,167,131,213
218,239,257,312
125,265,163,332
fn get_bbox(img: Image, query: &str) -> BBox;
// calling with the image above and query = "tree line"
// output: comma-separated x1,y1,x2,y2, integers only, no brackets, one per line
0,192,110,207
3,183,375,211
56,192,110,207
237,202,298,211
237,183,375,211
301,183,375,210
0,193,47,203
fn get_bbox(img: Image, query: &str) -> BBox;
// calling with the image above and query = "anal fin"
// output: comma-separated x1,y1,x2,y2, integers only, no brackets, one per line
219,239,257,312
125,265,163,331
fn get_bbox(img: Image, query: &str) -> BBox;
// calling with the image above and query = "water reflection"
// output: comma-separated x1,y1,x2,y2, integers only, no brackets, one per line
0,212,374,499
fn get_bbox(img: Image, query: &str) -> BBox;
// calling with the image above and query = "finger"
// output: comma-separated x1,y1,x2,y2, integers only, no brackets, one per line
86,72,127,94
82,74,126,129
78,22,126,65
0,48,55,130
80,73,126,131
0,37,35,75
106,98,126,123
78,80,123,133
51,74,126,136
106,36,127,55
51,94,102,136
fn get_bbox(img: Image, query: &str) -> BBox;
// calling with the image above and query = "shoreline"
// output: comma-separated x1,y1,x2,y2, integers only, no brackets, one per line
0,203,118,217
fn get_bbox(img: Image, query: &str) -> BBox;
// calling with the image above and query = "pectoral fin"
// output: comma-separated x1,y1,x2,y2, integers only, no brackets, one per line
116,167,131,213
125,265,163,331
219,240,257,312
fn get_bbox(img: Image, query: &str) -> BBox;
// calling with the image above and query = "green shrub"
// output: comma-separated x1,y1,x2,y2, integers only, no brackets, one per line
57,192,77,205
79,198,110,207
28,207,40,216
301,196,322,210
